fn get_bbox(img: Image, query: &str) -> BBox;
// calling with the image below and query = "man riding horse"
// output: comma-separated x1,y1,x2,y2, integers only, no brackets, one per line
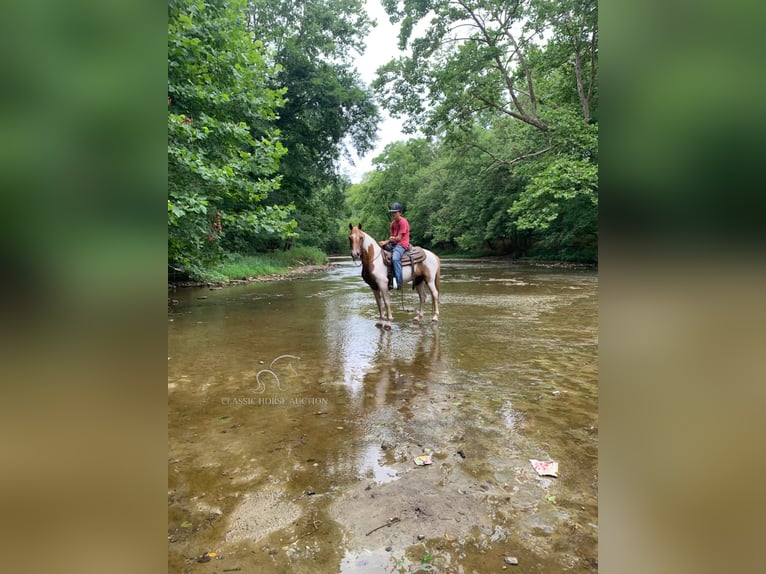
348,202,440,328
377,202,409,290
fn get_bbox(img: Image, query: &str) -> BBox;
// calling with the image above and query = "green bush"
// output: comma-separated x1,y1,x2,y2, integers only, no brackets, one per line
189,247,328,282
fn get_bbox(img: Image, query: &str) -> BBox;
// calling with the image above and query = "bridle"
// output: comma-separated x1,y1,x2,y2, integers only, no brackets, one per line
350,230,382,267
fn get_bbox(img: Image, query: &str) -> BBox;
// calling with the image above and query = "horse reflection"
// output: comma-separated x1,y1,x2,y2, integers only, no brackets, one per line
361,325,442,412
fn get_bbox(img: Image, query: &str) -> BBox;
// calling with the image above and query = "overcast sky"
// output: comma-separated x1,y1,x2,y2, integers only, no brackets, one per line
339,0,414,183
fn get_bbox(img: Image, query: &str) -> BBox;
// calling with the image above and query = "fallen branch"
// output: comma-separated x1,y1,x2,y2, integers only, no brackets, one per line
365,517,401,536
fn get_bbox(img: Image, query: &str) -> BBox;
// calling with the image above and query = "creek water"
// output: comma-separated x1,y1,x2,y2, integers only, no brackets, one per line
168,257,598,573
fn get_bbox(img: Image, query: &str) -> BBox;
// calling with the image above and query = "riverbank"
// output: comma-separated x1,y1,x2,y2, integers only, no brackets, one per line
168,263,337,290
442,256,597,269
168,255,596,291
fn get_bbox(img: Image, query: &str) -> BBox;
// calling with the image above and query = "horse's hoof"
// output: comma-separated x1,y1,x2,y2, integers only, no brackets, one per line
384,323,392,331
412,316,421,324
432,316,439,323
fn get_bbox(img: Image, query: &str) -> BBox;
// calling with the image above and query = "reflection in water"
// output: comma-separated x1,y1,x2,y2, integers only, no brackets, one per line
321,289,443,409
320,288,379,400
358,443,399,485
168,259,598,573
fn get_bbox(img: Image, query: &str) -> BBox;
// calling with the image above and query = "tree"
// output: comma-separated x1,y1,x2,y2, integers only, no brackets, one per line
372,0,597,260
376,0,596,134
248,0,381,250
346,139,437,242
168,0,296,274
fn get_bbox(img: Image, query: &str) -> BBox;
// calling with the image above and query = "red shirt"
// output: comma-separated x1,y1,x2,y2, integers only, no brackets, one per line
390,216,410,249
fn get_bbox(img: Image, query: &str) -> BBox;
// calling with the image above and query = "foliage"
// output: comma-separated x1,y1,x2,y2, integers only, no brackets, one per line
346,139,437,241
293,180,352,253
351,0,599,261
248,0,381,251
193,247,328,283
167,0,599,270
346,127,531,255
168,0,297,273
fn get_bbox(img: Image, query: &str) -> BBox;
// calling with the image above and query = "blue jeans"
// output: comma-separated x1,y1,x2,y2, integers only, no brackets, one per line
391,244,405,287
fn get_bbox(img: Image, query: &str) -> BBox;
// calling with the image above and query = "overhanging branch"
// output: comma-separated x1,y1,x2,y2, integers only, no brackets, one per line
472,93,548,131
467,141,554,170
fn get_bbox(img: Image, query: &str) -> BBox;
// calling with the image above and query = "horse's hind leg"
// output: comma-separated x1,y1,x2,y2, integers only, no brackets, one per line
412,282,426,323
428,274,440,322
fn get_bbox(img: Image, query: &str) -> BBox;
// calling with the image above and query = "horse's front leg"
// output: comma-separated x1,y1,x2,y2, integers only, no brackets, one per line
372,289,385,328
381,285,393,330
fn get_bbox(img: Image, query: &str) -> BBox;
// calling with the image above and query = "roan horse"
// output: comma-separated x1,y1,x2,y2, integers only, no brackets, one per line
348,224,440,329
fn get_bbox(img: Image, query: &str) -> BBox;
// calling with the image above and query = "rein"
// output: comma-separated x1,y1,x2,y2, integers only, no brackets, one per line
351,232,383,267
395,284,407,311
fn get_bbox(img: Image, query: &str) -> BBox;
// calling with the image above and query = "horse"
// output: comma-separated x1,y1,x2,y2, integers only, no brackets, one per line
348,224,440,329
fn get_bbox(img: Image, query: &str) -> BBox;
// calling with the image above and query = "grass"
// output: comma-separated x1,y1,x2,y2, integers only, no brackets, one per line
194,246,328,282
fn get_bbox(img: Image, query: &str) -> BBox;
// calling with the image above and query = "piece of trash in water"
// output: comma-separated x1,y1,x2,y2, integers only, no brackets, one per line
546,495,557,503
180,521,192,528
530,459,558,477
444,532,457,541
414,455,432,466
196,551,218,563
457,450,466,459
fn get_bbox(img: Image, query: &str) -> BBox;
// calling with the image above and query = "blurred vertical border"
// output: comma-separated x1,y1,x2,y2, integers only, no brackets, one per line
601,0,766,572
0,1,166,572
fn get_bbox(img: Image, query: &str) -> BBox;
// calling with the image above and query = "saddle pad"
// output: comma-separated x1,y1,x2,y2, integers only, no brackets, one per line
382,246,426,267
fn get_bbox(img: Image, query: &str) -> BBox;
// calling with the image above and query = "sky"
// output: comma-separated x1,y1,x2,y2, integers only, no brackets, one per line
339,0,414,184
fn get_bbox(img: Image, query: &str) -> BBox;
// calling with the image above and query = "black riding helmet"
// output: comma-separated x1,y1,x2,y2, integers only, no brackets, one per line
389,202,404,213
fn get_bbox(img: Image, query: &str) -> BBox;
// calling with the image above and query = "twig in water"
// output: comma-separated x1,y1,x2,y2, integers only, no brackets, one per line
365,517,401,536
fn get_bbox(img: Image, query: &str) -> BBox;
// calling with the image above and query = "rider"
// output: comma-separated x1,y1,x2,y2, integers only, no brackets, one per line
378,202,410,290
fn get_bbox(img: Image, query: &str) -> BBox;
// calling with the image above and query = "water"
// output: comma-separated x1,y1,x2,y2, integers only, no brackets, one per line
168,258,598,573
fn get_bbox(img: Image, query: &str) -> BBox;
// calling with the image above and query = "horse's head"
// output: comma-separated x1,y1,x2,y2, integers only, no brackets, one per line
348,223,365,261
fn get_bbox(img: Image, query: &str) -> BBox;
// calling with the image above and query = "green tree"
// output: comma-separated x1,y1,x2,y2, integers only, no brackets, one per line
346,139,436,243
168,0,296,275
248,0,381,250
372,0,597,260
376,0,596,134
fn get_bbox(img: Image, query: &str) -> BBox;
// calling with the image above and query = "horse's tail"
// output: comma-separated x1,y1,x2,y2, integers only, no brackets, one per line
435,255,441,291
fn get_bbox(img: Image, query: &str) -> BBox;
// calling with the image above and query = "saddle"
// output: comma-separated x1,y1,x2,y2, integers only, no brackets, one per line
382,246,426,268
382,246,425,289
